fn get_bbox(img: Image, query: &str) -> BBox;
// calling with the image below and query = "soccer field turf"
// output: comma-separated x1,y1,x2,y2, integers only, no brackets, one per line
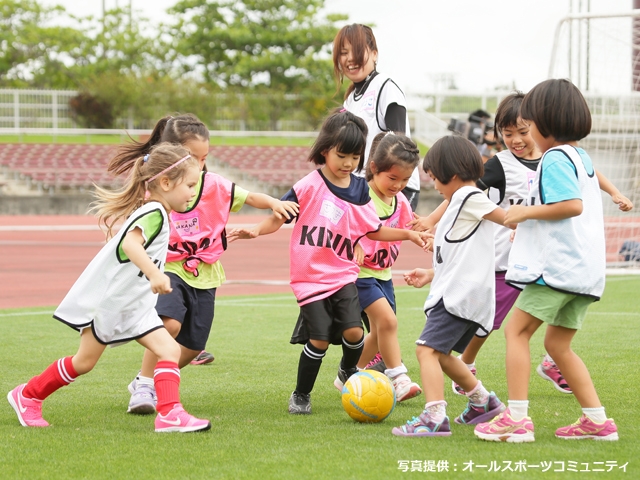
0,278,638,479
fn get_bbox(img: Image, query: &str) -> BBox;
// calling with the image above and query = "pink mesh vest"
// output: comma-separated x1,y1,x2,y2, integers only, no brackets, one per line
290,170,381,306
360,192,413,270
166,172,233,277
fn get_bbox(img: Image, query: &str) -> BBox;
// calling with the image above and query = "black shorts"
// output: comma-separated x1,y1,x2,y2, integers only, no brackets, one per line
290,283,363,345
416,299,478,354
155,272,216,351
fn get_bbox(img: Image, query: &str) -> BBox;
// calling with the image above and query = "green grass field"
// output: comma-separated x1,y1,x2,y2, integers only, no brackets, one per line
1,278,638,479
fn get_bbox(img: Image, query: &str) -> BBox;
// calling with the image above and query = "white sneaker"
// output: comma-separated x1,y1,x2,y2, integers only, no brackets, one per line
391,373,422,402
127,374,157,414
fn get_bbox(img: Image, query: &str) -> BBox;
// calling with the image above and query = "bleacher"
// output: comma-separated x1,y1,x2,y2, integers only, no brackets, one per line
0,143,434,193
0,143,118,191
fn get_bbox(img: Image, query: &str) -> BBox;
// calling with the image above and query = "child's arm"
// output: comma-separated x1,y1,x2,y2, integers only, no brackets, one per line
403,268,435,288
483,206,516,229
366,226,432,250
227,213,287,242
504,199,583,225
596,170,634,211
121,227,172,294
406,200,448,231
244,192,300,219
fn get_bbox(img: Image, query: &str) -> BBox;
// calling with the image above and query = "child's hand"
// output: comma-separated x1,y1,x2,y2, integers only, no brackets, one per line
611,193,633,212
227,227,259,243
150,272,172,295
270,200,299,220
408,230,434,251
406,213,433,232
353,243,365,266
504,205,528,225
403,268,434,288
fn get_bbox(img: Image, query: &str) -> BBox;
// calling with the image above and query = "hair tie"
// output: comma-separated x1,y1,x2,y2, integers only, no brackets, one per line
143,154,149,163
339,108,346,113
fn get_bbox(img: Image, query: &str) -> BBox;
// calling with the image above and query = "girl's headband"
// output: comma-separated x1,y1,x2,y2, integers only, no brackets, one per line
144,154,192,200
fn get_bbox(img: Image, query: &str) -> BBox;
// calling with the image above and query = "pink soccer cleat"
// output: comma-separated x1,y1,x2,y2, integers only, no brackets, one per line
7,384,50,427
155,403,211,433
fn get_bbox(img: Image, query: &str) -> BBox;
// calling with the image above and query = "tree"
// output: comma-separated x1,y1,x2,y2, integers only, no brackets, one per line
0,0,84,87
168,0,346,95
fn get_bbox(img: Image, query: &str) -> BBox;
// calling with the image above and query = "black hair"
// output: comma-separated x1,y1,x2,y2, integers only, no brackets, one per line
308,109,368,171
520,79,591,142
365,132,420,181
108,113,210,177
423,135,484,184
493,91,526,139
469,109,491,121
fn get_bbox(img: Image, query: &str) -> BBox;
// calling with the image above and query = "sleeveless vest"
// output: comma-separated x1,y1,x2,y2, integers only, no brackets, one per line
424,186,496,334
488,150,538,272
344,74,421,191
506,146,605,299
54,201,168,344
290,170,381,306
166,171,233,277
360,191,413,271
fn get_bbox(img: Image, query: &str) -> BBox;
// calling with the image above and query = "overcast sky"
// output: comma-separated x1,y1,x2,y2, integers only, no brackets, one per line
42,0,636,93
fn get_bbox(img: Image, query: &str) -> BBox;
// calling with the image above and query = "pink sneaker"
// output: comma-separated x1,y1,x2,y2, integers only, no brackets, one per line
536,360,572,394
7,384,49,427
155,404,211,433
555,415,618,441
474,408,535,443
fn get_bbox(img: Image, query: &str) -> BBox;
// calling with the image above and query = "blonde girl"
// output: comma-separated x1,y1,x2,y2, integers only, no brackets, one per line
8,143,211,433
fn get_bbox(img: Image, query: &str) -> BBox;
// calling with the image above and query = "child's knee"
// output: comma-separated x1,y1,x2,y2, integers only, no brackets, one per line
71,356,98,375
343,326,364,343
162,318,182,338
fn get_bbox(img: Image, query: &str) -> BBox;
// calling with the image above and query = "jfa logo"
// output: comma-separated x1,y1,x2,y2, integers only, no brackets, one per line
362,91,376,111
319,199,345,225
174,216,200,236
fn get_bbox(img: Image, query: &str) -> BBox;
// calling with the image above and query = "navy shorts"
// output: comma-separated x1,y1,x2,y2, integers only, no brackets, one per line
356,277,396,312
290,283,363,345
416,299,478,354
155,272,216,351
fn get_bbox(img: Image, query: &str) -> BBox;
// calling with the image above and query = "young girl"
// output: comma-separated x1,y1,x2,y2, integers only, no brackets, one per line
333,23,421,210
393,136,507,437
228,110,429,415
411,95,633,397
118,114,298,414
355,131,422,402
7,143,211,433
475,79,619,442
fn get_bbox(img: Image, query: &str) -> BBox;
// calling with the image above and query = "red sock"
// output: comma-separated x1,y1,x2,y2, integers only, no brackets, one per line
23,356,78,401
154,360,181,415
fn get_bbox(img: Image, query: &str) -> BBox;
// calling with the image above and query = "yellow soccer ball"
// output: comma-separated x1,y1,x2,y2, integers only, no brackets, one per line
341,370,396,423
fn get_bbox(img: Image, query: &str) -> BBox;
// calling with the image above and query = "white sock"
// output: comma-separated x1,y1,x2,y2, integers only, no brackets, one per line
466,380,490,405
425,400,447,423
138,375,154,387
544,353,555,364
384,364,408,379
508,400,529,420
582,406,607,423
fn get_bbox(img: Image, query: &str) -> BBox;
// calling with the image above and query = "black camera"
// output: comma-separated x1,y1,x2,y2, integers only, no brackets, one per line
447,111,494,146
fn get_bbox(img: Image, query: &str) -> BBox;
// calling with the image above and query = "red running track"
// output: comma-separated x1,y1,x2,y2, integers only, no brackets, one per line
0,215,433,310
